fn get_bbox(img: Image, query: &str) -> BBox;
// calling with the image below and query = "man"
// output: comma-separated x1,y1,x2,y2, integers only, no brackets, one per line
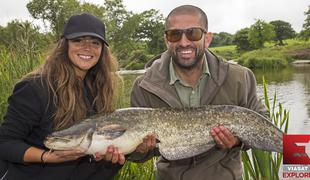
130,5,267,180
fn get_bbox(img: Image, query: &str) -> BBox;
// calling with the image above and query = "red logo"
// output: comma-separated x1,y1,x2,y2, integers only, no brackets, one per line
283,134,310,164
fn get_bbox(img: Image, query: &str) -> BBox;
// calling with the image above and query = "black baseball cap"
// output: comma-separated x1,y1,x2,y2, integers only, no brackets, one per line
62,13,108,46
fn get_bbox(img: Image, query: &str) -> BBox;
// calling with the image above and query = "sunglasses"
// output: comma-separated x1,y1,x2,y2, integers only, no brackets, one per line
165,27,206,42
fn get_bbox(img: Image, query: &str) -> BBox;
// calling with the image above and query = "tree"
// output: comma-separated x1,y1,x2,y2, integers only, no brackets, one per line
135,9,165,54
270,20,296,45
233,28,252,52
27,0,105,38
248,19,275,49
104,0,129,44
209,33,221,47
210,32,233,47
103,1,165,65
26,0,165,68
108,9,165,66
0,20,50,53
299,5,310,41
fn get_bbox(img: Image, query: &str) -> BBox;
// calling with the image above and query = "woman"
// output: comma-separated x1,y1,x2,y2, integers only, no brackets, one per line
0,13,125,180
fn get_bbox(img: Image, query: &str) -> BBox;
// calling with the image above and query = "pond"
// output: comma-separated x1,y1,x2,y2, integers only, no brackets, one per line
121,64,310,134
254,64,310,134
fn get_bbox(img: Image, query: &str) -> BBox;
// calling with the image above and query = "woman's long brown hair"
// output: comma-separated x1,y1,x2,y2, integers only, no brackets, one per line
26,39,121,130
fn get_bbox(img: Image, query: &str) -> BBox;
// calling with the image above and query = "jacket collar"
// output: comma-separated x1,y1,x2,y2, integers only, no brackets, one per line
140,49,229,107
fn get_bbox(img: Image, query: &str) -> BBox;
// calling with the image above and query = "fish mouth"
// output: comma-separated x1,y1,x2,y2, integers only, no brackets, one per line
44,136,76,149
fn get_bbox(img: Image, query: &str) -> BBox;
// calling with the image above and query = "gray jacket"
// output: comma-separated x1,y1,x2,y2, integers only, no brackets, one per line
130,49,267,180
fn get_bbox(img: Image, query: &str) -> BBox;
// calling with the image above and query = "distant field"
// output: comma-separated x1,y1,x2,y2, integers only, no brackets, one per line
208,39,310,62
209,45,236,51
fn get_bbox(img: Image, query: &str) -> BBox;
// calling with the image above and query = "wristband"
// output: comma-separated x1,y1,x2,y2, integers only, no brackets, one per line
41,150,47,164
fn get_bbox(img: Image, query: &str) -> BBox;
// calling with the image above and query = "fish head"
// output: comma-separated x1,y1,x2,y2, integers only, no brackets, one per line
44,128,94,151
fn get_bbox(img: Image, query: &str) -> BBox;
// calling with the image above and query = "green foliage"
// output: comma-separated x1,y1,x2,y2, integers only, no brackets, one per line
210,32,234,47
209,45,239,60
27,0,105,38
269,20,296,46
0,20,51,54
285,47,310,60
113,159,155,180
299,5,310,41
26,0,165,69
124,50,153,70
238,49,288,69
248,19,275,49
233,28,253,52
104,0,129,43
212,39,310,69
135,9,165,55
242,77,289,180
270,40,310,60
115,74,138,108
105,4,165,67
0,47,44,121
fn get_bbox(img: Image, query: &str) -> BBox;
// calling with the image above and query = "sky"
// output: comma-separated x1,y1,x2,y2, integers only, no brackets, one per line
0,0,309,34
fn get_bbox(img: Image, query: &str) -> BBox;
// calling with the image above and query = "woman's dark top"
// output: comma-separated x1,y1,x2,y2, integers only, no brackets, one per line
0,77,122,180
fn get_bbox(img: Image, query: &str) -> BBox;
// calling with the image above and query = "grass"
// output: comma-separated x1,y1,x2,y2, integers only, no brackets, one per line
0,47,43,121
209,39,310,69
237,49,288,69
113,159,155,180
209,45,240,60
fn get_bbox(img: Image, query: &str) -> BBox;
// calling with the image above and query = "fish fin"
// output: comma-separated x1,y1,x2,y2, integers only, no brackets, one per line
96,124,126,140
78,128,95,151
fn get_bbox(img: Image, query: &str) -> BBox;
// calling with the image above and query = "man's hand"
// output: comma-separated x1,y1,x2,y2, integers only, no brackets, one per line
135,134,156,153
210,125,240,149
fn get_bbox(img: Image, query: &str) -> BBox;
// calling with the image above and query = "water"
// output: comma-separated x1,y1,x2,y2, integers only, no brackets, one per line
121,64,310,134
253,64,310,134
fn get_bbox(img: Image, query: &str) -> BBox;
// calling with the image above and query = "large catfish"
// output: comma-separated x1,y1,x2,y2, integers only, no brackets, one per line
44,105,283,160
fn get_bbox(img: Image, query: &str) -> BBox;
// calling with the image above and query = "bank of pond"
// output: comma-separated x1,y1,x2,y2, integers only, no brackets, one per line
124,39,310,70
210,40,310,69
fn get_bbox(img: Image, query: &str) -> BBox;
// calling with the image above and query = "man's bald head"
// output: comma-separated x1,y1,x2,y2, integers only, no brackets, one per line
165,5,208,31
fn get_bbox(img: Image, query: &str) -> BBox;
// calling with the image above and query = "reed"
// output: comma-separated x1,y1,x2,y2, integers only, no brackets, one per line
242,77,289,180
113,159,155,180
0,47,43,121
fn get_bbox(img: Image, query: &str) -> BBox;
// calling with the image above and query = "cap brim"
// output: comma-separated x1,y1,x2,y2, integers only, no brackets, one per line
65,32,109,46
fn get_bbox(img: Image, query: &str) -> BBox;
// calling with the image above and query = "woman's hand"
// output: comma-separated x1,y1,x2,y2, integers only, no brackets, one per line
93,145,126,165
42,149,85,163
135,134,156,153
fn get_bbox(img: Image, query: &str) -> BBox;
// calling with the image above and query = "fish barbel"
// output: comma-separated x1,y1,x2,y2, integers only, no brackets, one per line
44,105,283,160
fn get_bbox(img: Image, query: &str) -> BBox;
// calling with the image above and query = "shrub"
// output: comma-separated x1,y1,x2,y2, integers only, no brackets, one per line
238,49,288,69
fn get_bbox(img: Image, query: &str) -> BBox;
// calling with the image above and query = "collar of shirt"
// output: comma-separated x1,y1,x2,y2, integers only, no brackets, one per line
169,54,210,86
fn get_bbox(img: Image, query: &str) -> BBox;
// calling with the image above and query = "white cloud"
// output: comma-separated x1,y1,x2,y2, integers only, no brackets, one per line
0,0,308,33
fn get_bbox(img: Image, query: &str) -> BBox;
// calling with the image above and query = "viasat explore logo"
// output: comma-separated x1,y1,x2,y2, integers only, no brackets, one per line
283,135,310,179
283,135,310,164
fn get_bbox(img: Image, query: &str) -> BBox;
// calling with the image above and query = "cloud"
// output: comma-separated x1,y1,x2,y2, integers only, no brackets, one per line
0,0,308,33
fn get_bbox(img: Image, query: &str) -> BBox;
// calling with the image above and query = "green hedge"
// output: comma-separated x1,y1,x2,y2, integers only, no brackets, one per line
237,49,288,69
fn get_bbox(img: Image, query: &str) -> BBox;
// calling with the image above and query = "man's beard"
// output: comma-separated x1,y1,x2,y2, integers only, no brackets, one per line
170,46,205,70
